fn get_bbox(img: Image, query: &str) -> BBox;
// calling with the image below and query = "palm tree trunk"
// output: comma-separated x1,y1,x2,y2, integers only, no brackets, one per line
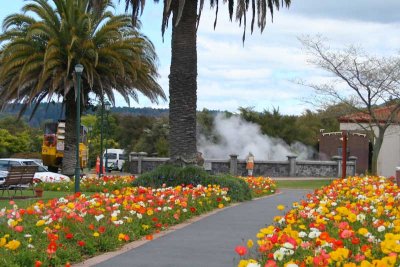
62,90,78,176
168,0,198,164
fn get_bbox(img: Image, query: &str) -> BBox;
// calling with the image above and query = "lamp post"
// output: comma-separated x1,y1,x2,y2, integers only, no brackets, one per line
104,101,111,173
99,100,104,178
99,100,111,178
88,126,93,169
74,63,84,193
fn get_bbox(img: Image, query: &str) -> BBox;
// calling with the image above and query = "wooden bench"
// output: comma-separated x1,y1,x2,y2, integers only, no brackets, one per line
0,165,38,197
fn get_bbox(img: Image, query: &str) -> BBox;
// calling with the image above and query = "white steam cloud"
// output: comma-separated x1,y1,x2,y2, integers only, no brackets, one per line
197,114,315,160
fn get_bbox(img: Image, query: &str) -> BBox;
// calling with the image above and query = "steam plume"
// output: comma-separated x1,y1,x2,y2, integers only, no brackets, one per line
197,114,315,160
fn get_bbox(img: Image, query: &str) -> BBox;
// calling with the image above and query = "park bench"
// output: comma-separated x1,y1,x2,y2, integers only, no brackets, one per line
0,165,38,197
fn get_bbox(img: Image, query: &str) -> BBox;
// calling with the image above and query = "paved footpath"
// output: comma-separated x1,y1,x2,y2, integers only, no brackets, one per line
90,189,310,267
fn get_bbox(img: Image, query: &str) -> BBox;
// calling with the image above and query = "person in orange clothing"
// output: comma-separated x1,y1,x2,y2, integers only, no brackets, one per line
246,152,255,176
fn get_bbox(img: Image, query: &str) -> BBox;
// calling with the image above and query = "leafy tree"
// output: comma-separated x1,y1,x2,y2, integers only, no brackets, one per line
134,117,169,156
299,36,400,174
0,0,165,175
90,0,291,165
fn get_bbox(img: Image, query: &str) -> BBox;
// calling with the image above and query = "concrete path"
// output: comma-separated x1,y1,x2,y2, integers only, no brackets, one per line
91,189,310,267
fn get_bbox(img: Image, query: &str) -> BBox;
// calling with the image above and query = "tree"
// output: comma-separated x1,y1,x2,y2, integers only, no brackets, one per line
299,36,400,174
0,0,165,175
90,0,291,164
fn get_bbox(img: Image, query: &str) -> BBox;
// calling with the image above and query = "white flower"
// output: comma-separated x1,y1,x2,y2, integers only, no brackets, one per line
286,264,298,267
27,244,35,249
356,213,366,222
273,250,284,261
247,263,261,267
298,231,307,238
137,213,143,219
95,214,105,221
283,242,294,249
308,231,321,239
377,225,386,232
112,220,124,225
24,234,32,238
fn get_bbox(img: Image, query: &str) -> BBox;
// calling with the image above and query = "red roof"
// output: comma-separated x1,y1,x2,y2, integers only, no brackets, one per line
339,105,400,124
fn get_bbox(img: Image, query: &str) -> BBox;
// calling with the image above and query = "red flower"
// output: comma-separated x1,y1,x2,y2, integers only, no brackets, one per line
264,260,277,267
235,246,247,256
65,233,74,239
35,260,43,267
98,226,106,233
146,235,153,240
77,240,86,247
47,241,57,255
190,207,196,213
351,237,360,245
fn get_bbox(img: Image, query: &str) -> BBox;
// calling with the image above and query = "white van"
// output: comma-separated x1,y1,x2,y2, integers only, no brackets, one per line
103,149,126,172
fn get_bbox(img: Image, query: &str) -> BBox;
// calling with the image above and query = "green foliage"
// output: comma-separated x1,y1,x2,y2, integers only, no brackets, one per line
133,164,252,202
238,106,339,147
133,117,169,156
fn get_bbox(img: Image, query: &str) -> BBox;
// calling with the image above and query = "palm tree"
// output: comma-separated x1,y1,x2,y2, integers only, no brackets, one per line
92,0,291,164
0,0,165,175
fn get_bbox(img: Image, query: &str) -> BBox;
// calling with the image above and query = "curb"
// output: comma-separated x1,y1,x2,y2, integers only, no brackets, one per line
73,191,283,266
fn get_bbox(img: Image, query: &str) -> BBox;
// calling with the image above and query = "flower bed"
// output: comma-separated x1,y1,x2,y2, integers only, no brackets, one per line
240,177,276,198
236,176,400,267
40,175,135,192
0,184,229,266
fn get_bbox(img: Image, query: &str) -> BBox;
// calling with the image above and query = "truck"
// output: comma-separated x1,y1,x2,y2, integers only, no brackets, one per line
41,121,89,172
103,148,126,172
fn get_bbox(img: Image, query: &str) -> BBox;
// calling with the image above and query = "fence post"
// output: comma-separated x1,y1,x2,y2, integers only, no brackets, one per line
138,152,148,174
287,156,297,177
348,156,357,176
332,156,342,178
230,154,238,176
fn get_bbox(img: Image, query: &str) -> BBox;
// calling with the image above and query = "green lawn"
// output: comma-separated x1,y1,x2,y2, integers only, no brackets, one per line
275,179,333,189
0,190,90,209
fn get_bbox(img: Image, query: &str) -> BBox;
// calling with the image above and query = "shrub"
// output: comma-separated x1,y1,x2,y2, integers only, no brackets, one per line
133,164,252,202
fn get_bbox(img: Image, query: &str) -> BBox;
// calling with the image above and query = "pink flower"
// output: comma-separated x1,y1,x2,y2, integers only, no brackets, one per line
14,226,24,233
339,229,353,239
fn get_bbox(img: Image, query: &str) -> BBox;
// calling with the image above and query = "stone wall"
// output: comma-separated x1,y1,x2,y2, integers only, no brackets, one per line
128,153,356,178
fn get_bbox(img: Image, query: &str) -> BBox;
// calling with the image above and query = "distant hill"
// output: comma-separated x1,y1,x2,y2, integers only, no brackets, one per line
0,103,170,127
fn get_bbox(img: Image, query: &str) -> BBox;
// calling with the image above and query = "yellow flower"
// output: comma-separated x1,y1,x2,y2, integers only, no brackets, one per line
218,203,224,209
118,233,126,241
360,260,372,267
93,232,100,237
247,239,254,248
358,228,369,236
0,238,6,247
5,240,20,250
146,209,154,216
277,205,285,211
238,260,248,267
36,220,45,227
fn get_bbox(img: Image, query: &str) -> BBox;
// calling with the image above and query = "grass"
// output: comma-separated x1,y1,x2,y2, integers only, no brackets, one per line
0,190,91,209
275,179,333,189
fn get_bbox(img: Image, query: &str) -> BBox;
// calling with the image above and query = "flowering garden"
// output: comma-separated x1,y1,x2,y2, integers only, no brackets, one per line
0,175,276,266
236,176,400,267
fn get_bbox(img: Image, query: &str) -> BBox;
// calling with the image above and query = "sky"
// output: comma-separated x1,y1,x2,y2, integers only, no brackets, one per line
1,0,399,115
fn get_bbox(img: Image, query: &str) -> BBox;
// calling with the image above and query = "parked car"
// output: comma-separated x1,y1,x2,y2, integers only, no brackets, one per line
0,158,71,184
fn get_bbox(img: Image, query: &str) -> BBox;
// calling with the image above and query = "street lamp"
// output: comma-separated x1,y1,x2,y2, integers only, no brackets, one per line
99,99,111,178
74,63,84,193
104,100,111,173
